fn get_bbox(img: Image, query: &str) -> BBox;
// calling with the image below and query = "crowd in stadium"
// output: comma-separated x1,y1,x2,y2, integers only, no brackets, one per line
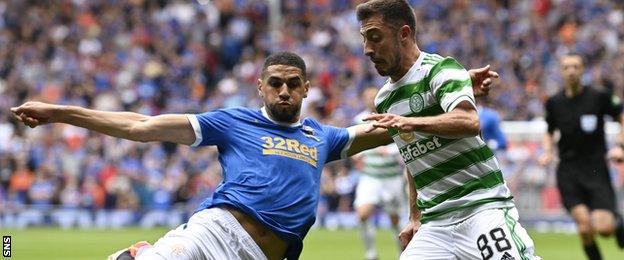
1,0,623,228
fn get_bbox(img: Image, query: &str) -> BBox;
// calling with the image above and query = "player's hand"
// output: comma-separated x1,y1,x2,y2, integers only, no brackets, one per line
399,220,421,250
469,65,499,97
363,113,415,132
10,101,60,128
538,153,553,166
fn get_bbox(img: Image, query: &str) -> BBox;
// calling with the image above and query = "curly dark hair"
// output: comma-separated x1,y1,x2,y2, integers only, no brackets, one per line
261,51,307,80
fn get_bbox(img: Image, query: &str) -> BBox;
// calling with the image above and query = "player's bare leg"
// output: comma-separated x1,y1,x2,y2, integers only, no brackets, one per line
571,205,601,260
592,210,616,236
591,209,624,248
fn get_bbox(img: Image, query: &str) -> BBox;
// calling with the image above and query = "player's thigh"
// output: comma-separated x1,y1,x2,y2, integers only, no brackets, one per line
137,224,203,260
400,224,454,260
456,208,540,260
569,204,592,229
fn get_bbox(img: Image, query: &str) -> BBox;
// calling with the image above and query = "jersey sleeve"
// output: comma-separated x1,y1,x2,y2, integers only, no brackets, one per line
429,57,476,112
323,125,355,162
186,109,233,147
544,97,556,134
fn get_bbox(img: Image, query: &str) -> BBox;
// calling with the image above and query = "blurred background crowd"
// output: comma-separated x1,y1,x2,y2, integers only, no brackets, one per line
1,0,623,229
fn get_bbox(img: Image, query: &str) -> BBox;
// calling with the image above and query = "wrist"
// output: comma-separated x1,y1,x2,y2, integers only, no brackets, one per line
406,117,421,131
52,105,70,123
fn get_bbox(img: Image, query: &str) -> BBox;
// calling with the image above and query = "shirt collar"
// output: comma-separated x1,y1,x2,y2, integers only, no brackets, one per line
390,51,426,85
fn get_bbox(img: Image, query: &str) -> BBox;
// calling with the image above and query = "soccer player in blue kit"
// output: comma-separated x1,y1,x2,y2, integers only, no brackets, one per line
11,51,496,260
478,99,507,152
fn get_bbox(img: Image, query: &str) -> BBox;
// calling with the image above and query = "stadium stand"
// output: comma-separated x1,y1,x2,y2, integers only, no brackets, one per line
0,0,623,230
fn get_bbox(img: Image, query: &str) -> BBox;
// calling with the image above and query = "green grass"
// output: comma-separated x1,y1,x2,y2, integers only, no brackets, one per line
3,228,624,259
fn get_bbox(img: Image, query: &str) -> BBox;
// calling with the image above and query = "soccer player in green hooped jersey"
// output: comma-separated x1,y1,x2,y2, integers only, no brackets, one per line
355,1,540,260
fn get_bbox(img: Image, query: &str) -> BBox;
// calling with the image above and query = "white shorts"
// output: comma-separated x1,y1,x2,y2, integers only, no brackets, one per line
137,207,267,260
401,207,540,260
354,175,405,215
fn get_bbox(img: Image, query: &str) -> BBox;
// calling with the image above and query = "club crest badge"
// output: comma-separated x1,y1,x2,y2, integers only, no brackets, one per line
302,125,320,142
409,92,424,113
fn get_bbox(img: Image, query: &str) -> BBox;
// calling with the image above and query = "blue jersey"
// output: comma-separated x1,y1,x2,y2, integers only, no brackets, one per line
478,106,507,150
187,107,352,259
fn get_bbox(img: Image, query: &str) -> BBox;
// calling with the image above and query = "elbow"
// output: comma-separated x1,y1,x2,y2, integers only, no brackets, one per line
449,103,480,138
458,115,480,138
468,118,480,137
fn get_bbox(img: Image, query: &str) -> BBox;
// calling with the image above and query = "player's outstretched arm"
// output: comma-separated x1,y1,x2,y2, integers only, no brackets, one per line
11,101,196,145
345,123,394,156
363,101,480,139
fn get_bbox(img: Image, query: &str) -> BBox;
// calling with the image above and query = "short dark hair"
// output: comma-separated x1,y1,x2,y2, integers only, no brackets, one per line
261,51,307,79
560,52,585,65
356,0,417,39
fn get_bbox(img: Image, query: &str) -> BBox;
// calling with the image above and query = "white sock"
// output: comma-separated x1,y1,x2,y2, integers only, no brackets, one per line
392,225,402,256
360,220,377,259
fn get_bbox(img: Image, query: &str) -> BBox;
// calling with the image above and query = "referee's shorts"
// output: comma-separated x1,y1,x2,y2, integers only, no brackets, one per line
556,158,617,212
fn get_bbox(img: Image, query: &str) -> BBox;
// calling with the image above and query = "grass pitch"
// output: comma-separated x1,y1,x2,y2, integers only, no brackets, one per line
3,228,624,259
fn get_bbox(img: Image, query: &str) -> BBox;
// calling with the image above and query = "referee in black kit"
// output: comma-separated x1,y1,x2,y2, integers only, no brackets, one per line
540,53,624,260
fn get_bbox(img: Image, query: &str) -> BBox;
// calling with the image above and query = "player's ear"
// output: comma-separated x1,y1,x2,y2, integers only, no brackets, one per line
399,25,411,43
303,80,310,98
257,78,263,97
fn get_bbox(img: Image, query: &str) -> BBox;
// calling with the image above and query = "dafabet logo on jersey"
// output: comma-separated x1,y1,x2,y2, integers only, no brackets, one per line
400,136,450,163
261,136,318,167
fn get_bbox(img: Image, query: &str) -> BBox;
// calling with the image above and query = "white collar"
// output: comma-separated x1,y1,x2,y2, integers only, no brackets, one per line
390,51,426,85
261,107,302,127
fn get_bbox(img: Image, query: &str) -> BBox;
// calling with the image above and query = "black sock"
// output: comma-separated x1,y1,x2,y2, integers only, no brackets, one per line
615,212,624,248
583,243,602,260
616,213,624,229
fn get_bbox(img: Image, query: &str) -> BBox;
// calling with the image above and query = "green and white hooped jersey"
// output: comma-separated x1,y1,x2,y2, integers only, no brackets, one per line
374,52,514,225
354,111,403,179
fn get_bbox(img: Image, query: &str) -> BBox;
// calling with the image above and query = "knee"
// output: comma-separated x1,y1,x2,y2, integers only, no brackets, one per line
591,211,616,237
357,210,370,222
356,206,374,222
593,221,614,237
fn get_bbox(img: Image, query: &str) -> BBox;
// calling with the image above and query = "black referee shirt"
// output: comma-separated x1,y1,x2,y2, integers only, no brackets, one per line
545,86,622,161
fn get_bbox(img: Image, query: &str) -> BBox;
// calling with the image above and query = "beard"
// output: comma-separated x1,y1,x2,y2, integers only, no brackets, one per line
266,102,301,123
375,41,402,77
